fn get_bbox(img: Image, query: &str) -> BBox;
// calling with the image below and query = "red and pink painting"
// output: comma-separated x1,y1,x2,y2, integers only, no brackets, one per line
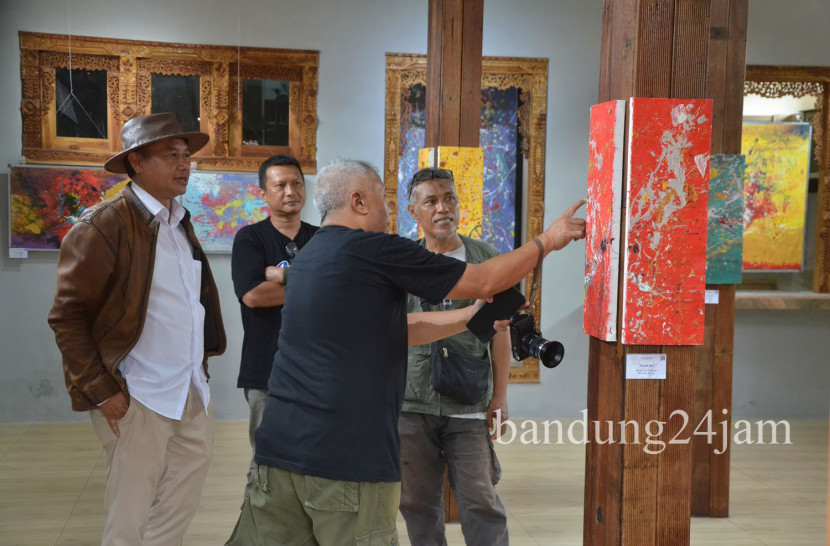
621,98,712,345
10,166,128,250
584,100,625,342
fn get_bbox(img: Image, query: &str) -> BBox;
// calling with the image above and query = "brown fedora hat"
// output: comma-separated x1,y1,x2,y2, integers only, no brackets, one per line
104,112,210,174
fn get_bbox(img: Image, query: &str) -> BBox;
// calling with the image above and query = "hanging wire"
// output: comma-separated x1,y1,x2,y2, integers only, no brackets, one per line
237,11,241,116
57,0,106,139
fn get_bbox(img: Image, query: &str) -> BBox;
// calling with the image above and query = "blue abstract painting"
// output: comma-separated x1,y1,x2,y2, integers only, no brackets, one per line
182,171,268,253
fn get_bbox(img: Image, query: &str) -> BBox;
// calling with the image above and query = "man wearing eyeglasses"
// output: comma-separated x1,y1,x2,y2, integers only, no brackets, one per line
226,158,585,546
230,154,318,498
399,167,511,545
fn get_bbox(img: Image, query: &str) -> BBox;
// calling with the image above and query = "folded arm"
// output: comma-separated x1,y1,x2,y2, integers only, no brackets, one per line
241,267,287,308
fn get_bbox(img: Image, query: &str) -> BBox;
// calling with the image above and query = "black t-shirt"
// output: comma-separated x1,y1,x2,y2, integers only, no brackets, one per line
255,226,467,482
231,218,318,390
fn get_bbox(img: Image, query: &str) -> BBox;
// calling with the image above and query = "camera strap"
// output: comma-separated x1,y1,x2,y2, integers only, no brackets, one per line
528,238,544,309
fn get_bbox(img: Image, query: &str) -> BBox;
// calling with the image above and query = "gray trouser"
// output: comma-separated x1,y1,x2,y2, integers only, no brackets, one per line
243,388,269,499
399,412,508,546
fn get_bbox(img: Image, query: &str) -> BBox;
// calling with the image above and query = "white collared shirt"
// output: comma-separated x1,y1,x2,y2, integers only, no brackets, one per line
118,183,209,419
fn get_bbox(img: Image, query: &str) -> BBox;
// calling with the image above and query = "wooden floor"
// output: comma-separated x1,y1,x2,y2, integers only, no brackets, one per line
0,419,825,545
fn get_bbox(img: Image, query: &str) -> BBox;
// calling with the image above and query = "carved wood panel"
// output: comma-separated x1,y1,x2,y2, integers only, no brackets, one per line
19,31,318,172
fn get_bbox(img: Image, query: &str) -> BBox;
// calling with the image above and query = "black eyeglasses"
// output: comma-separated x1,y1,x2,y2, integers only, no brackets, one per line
407,168,454,199
285,242,299,260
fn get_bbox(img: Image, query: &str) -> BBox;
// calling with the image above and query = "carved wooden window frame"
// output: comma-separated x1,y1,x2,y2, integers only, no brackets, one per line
19,31,318,173
744,66,830,293
384,53,548,383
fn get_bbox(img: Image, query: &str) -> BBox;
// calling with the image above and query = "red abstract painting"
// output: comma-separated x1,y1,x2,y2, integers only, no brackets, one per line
584,100,625,342
621,98,712,345
10,166,128,250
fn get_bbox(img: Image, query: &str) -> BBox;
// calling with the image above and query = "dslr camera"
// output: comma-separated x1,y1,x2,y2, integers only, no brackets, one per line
509,313,564,368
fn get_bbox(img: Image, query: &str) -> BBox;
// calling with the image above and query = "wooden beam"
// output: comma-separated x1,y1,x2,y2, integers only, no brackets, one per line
691,0,747,518
586,0,747,543
425,0,484,524
426,0,483,148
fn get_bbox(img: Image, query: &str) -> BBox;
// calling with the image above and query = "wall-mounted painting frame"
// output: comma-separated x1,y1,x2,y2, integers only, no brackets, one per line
19,31,318,173
181,171,268,253
9,165,128,250
9,165,267,253
384,53,548,383
744,66,830,293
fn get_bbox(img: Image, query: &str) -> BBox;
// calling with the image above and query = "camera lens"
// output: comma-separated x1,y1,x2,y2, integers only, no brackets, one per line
525,336,564,368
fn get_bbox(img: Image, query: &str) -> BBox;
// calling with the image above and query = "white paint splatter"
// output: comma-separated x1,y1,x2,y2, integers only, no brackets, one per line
694,153,709,177
671,104,688,125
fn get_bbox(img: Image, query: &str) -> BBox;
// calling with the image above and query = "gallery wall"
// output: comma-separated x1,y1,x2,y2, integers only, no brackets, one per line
0,0,827,423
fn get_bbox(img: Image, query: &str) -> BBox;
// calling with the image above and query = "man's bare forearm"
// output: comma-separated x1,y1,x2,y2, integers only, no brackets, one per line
406,306,478,346
446,199,587,300
446,241,542,299
241,280,286,308
490,329,512,402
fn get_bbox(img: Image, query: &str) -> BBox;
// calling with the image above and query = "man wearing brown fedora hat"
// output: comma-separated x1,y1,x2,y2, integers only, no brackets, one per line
48,112,226,545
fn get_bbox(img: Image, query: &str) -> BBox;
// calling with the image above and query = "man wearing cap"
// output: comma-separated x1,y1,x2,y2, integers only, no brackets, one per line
48,112,226,545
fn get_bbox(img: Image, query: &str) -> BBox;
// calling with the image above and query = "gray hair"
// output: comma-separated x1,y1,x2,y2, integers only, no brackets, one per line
314,158,382,220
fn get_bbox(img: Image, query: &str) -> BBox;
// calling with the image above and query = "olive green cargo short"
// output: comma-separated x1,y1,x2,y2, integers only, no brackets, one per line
226,464,400,546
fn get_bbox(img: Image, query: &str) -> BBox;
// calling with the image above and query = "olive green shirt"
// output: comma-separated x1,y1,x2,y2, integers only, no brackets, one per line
402,235,500,416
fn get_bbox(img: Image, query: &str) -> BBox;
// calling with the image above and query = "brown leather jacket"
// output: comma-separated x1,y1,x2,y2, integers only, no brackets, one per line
48,183,227,412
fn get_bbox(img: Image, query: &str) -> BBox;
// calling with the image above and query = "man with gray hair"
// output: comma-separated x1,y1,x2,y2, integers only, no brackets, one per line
226,159,586,546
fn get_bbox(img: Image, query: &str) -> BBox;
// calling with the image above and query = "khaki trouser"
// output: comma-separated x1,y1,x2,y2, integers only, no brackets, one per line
90,384,213,546
226,465,400,546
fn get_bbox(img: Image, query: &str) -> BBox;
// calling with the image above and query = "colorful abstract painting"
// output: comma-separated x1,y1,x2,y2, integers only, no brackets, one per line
418,147,485,240
397,85,518,252
621,98,712,346
741,122,812,271
9,166,128,250
584,100,625,341
182,172,269,253
706,154,745,284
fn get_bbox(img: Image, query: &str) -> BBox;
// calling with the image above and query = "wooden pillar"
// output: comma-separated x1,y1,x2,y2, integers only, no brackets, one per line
425,0,484,523
584,1,748,544
425,0,483,149
691,0,747,518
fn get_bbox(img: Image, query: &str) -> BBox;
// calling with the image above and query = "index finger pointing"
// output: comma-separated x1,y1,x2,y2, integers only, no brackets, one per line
565,198,587,217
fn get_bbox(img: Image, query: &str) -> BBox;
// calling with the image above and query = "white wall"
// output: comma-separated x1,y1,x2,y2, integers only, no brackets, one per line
0,0,828,423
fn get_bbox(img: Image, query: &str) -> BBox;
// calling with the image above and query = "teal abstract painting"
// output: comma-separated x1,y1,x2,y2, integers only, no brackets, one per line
706,154,745,284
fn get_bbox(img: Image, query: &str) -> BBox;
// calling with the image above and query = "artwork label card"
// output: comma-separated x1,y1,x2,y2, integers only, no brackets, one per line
626,353,667,380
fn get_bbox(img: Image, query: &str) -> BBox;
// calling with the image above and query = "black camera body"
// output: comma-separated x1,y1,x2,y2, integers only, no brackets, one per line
509,313,564,368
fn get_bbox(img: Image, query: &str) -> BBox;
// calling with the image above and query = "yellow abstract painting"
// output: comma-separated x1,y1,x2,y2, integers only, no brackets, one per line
741,122,812,271
418,146,484,240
